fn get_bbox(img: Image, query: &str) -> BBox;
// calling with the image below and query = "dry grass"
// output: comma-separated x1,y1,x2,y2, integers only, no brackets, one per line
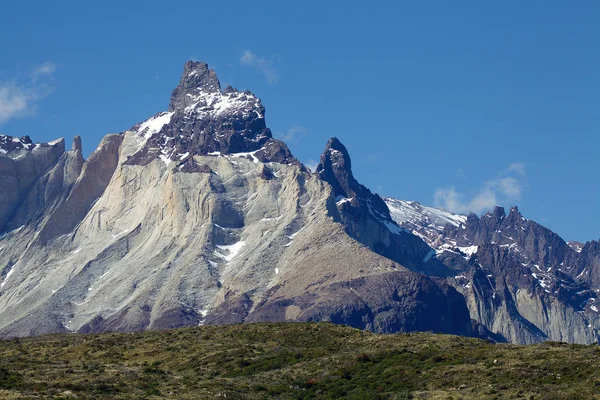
0,322,599,399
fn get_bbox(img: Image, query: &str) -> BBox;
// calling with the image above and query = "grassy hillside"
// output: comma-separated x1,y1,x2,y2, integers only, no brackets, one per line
0,323,599,399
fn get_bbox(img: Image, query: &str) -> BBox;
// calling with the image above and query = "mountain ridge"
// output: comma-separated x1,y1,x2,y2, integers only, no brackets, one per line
0,60,598,344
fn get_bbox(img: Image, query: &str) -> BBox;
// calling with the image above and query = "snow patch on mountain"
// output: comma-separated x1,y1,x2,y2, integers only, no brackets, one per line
385,198,466,248
214,241,246,263
137,112,174,139
183,90,263,120
386,198,467,228
458,246,478,257
568,241,584,253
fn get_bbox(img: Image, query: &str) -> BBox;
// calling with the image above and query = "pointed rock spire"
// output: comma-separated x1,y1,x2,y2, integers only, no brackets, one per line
316,137,393,221
492,205,506,220
506,205,525,222
72,135,82,152
169,61,221,111
316,137,360,199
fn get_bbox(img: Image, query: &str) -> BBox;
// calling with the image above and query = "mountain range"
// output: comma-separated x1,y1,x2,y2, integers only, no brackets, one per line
0,60,598,344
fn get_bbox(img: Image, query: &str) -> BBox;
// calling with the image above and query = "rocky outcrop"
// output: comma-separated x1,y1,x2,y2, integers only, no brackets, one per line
5,136,84,233
168,60,221,111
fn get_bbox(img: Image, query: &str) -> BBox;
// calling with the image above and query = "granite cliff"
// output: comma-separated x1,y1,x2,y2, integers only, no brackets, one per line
0,61,597,344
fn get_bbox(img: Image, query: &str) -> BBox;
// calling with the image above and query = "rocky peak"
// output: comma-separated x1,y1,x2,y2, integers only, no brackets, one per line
316,137,394,219
316,137,359,199
169,61,221,111
491,205,506,220
567,241,585,253
472,205,506,234
505,205,525,223
315,137,447,275
72,136,82,152
0,134,34,154
127,60,299,166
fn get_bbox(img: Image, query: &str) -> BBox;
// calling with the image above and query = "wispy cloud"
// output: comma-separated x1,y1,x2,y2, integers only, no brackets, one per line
434,164,526,215
278,126,306,142
240,50,279,84
304,159,319,172
507,162,526,175
454,168,467,179
0,62,56,125
32,62,56,81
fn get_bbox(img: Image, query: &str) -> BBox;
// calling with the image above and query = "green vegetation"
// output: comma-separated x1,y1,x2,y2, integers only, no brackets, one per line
0,322,599,399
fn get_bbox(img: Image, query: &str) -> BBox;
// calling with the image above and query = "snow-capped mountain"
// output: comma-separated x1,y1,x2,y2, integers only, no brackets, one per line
386,198,467,248
126,61,296,169
0,61,473,339
385,198,600,343
0,60,599,344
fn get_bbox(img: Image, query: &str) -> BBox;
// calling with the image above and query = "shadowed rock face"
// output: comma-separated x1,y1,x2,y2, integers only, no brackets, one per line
245,271,477,335
317,137,362,201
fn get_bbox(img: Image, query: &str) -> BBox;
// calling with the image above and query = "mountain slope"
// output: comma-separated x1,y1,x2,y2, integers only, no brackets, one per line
0,61,598,344
0,61,477,340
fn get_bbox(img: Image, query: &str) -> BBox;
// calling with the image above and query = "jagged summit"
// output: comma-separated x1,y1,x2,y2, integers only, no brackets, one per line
493,205,506,218
126,60,297,166
0,135,34,154
316,137,357,200
169,61,221,111
0,134,64,156
316,136,400,226
1,59,599,346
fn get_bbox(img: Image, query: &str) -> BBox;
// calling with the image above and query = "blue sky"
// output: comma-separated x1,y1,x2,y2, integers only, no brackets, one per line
0,1,598,242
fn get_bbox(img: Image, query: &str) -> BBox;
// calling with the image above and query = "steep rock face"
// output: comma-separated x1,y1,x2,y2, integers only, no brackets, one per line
570,240,600,286
317,138,450,276
0,135,66,232
168,60,221,111
36,134,123,244
0,61,476,340
7,136,84,233
386,198,600,344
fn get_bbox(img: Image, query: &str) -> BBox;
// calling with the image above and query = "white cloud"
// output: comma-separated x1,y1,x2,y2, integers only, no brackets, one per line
434,164,525,215
507,163,526,175
496,177,521,199
32,62,56,81
0,85,29,124
0,63,56,125
304,159,319,172
278,126,306,142
240,50,279,84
